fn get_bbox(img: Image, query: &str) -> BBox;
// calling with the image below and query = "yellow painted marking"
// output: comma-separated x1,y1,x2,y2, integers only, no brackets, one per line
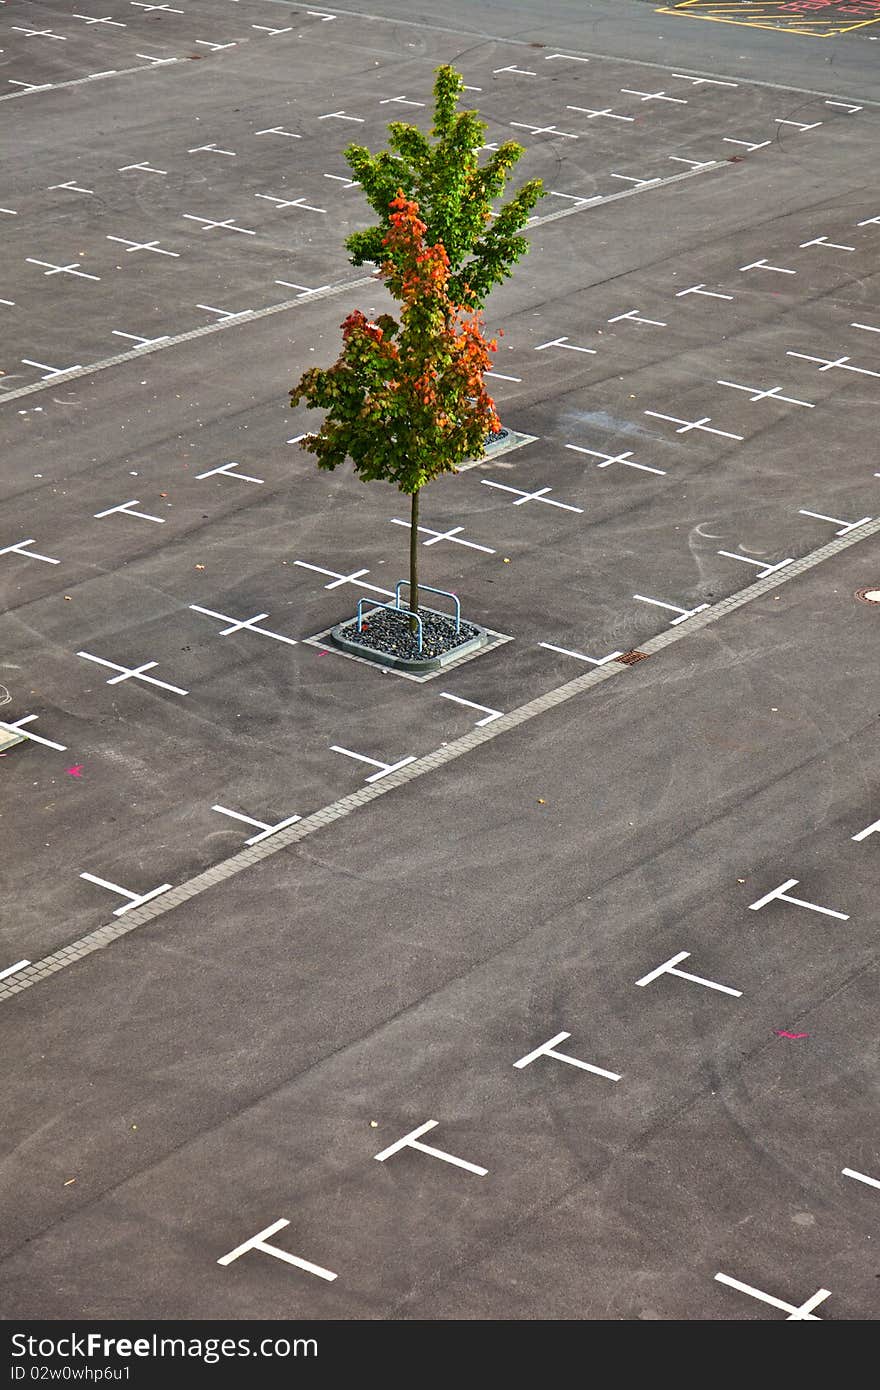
657,1,880,37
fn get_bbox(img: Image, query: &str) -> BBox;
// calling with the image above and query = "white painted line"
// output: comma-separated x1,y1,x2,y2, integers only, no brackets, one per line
739,258,795,275
671,74,737,87
493,65,536,76
317,110,364,122
852,817,880,843
787,351,880,378
644,410,743,442
183,215,254,236
539,643,622,666
717,550,793,579
0,538,60,565
842,1167,880,1191
22,359,83,380
621,88,686,104
857,215,880,227
723,138,771,152
439,693,503,726
374,1120,487,1175
196,461,263,484
609,174,661,188
567,105,633,122
330,746,416,784
513,1031,621,1081
77,652,188,696
294,561,394,597
799,235,854,252
637,950,741,997
118,161,166,174
251,24,294,36
48,180,94,195
826,101,862,113
189,604,298,646
255,127,301,139
80,872,172,918
485,371,521,382
107,236,179,257
196,304,253,322
276,281,331,297
390,520,494,554
851,321,880,334
218,1220,336,1280
798,508,872,537
633,594,709,625
188,143,236,157
534,336,596,354
379,96,426,107
212,805,301,846
749,878,848,920
510,121,578,139
0,961,31,983
715,1273,829,1320
566,444,665,476
481,480,583,513
717,379,813,408
608,308,667,326
775,118,821,132
26,258,100,281
676,284,733,300
94,500,165,524
111,331,170,348
73,13,126,26
0,715,66,751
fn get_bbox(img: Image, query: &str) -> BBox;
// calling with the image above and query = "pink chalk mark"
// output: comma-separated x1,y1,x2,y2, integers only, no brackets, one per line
775,1030,809,1040
65,765,84,778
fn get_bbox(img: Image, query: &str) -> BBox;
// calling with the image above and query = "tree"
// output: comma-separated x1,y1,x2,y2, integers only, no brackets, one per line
290,193,500,625
343,65,545,311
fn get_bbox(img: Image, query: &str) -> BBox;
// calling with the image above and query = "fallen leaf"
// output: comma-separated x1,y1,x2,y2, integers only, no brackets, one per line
195,564,205,570
537,798,546,805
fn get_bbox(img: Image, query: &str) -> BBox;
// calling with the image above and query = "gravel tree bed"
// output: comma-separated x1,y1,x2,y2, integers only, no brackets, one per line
338,606,480,661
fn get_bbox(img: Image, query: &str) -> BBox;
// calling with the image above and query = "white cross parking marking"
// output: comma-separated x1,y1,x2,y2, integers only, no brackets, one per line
644,410,743,441
607,308,667,326
633,594,709,625
539,642,623,666
717,379,814,408
294,561,394,597
620,88,686,104
255,193,326,213
567,105,634,122
196,461,263,484
717,550,793,579
799,235,854,252
255,127,301,139
842,1167,880,1191
73,13,126,25
211,805,301,845
11,27,67,40
439,693,503,726
852,816,880,843
374,1120,487,1175
514,1032,621,1081
218,1221,336,1282
182,215,254,235
0,961,31,983
749,878,848,920
95,499,165,524
189,605,298,646
714,1274,830,1320
48,180,94,194
22,358,83,380
787,352,880,378
510,122,578,139
534,336,596,354
77,652,188,696
0,538,60,565
676,284,733,300
26,258,100,281
739,258,795,275
637,950,741,996
330,745,416,784
79,872,172,917
131,3,184,11
798,508,872,537
565,444,665,476
390,520,495,553
107,236,180,257
188,143,236,157
0,715,66,751
118,161,166,174
481,480,583,513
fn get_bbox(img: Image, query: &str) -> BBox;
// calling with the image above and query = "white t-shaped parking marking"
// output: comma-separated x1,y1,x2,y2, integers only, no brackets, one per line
1,538,60,565
852,816,880,843
330,746,416,784
716,550,793,579
800,235,854,251
94,500,165,524
715,1273,830,1319
749,879,848,920
212,805,302,846
439,693,503,726
80,872,172,917
514,1032,621,1081
676,284,733,300
218,1220,336,1280
535,335,596,354
196,461,263,484
374,1121,488,1175
798,508,872,537
608,308,667,326
739,258,795,275
637,950,741,996
539,642,623,666
633,594,708,625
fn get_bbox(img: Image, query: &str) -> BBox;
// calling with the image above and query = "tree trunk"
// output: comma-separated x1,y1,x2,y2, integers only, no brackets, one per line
409,487,420,631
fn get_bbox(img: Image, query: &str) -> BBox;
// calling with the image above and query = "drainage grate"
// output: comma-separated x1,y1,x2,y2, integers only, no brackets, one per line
616,650,650,665
855,588,880,605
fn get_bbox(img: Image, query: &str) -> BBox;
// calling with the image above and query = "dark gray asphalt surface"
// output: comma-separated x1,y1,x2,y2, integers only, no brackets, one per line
1,0,878,1322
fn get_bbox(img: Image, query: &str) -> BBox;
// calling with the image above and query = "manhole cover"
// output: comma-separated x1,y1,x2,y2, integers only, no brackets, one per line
855,588,880,605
